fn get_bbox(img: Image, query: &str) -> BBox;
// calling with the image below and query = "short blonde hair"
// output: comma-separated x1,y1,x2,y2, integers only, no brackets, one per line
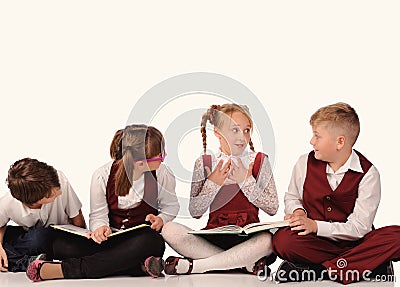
310,102,360,146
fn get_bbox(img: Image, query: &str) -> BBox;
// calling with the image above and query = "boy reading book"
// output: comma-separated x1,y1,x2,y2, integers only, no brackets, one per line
0,158,85,272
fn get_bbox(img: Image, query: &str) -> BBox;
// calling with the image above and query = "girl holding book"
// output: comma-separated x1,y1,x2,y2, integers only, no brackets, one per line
26,125,179,281
158,103,279,276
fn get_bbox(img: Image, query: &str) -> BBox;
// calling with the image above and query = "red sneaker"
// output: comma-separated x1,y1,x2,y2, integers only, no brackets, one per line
26,260,61,282
26,260,46,282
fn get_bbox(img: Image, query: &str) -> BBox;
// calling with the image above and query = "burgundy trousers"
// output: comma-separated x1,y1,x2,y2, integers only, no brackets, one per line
273,225,400,284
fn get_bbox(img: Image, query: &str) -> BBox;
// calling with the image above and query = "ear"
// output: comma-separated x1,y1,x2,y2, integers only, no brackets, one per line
336,135,346,151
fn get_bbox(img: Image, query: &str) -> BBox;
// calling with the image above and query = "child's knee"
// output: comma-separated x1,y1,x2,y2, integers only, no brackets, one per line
25,227,54,252
253,232,272,246
272,228,295,257
161,222,178,240
161,222,185,243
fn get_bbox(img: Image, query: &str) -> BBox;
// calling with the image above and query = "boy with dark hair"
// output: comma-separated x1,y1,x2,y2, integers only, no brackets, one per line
0,158,85,272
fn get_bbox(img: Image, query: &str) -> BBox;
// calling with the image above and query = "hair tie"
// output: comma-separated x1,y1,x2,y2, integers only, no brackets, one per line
123,146,133,152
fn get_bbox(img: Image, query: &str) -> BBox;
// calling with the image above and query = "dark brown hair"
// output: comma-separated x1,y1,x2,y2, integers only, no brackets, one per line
110,129,123,160
115,124,164,196
200,103,255,154
6,158,60,205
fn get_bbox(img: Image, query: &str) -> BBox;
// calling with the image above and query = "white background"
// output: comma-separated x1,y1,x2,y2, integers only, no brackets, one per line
1,0,399,281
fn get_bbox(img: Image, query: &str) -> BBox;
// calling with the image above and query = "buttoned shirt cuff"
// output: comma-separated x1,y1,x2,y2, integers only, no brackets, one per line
316,220,332,238
158,213,174,225
90,220,109,232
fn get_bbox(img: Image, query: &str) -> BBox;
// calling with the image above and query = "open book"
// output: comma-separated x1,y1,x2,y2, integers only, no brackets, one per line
51,223,149,238
188,220,290,236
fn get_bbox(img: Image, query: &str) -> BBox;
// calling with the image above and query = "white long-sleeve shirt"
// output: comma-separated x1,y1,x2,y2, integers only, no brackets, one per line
89,161,179,231
285,150,381,241
189,149,279,218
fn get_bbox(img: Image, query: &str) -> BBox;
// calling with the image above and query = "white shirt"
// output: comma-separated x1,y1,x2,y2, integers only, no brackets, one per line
285,150,381,241
89,161,179,231
0,170,82,230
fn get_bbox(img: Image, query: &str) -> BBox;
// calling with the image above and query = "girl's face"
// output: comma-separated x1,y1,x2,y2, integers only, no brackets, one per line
310,124,338,162
215,111,251,156
135,151,165,174
145,154,163,171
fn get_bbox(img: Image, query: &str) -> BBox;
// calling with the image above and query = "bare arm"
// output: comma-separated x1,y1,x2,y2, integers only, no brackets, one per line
0,225,8,271
69,209,86,228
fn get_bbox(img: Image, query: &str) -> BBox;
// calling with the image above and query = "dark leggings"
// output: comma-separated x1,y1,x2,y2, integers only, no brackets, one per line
52,227,165,279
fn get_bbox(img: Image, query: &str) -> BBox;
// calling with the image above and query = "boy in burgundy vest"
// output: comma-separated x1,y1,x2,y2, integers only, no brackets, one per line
273,102,400,284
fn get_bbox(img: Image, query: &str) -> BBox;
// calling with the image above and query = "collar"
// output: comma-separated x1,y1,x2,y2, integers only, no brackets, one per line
326,149,364,175
214,148,255,169
215,148,250,159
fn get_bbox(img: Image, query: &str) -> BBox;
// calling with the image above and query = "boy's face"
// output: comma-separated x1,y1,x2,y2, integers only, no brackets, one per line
310,124,339,162
24,187,62,209
215,111,251,156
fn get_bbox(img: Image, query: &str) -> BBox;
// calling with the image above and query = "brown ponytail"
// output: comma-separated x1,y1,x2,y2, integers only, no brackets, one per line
115,125,164,196
110,129,123,160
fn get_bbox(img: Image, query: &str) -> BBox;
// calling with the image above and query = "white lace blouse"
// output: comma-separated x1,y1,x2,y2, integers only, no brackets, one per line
189,150,279,218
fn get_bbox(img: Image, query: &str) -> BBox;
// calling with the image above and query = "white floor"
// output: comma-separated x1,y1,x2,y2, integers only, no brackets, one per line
0,272,397,287
1,251,398,287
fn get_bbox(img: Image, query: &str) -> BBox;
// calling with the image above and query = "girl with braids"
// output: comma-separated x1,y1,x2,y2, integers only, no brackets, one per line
26,125,179,281
158,103,279,276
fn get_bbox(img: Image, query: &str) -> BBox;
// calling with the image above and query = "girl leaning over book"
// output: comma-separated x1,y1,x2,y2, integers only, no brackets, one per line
154,103,278,276
26,125,179,281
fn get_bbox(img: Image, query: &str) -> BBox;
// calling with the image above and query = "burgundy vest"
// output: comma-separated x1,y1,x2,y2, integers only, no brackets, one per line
106,161,158,229
203,153,265,229
303,150,372,223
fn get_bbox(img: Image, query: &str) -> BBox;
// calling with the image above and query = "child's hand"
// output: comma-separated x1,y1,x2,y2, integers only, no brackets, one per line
90,225,112,244
289,214,318,236
145,214,164,232
205,160,231,186
229,158,254,184
284,214,293,220
0,245,8,272
284,208,306,220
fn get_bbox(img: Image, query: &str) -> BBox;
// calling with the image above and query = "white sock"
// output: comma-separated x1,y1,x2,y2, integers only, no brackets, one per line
176,258,191,274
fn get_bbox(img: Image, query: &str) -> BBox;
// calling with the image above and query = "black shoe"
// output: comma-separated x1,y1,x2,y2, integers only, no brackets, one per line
368,261,394,279
275,260,328,283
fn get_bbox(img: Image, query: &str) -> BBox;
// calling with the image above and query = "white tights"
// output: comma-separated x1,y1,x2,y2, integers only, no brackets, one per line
161,222,273,274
